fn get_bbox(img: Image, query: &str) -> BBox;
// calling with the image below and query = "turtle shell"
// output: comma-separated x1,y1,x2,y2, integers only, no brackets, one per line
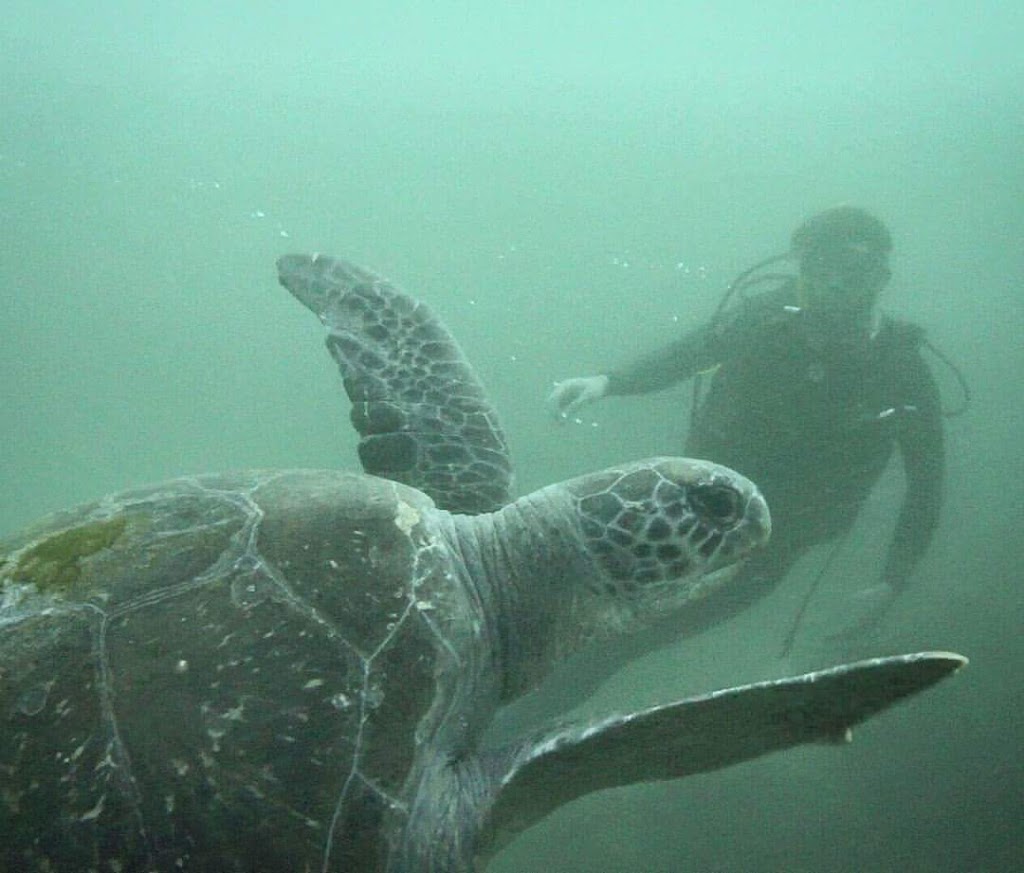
0,470,472,871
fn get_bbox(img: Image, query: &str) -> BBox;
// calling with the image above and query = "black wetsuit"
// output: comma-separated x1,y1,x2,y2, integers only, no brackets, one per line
606,283,944,629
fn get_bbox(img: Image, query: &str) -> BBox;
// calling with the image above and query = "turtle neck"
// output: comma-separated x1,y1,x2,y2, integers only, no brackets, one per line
437,489,596,705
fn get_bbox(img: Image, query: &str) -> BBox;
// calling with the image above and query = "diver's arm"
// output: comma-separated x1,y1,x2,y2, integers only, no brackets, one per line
548,323,717,417
604,325,719,396
883,353,945,594
548,290,777,416
829,345,945,643
605,290,787,396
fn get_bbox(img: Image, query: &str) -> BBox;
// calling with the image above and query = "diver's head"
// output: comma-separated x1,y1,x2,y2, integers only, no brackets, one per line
791,206,892,316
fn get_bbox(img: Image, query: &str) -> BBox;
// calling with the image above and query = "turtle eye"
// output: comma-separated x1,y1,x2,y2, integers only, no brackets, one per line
690,483,741,526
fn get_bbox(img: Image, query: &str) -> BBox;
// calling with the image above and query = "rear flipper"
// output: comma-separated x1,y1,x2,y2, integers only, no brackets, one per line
479,652,966,863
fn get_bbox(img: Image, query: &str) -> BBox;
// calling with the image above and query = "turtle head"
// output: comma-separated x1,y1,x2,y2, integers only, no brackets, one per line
564,457,770,633
450,458,769,701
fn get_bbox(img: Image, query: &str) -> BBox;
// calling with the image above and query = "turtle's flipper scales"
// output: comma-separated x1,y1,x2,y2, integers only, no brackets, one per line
480,652,965,859
277,254,513,513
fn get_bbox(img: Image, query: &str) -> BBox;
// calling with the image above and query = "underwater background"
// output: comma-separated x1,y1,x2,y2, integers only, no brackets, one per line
2,2,1021,870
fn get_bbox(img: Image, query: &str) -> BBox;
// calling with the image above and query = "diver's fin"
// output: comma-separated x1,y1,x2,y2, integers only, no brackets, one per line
479,652,965,860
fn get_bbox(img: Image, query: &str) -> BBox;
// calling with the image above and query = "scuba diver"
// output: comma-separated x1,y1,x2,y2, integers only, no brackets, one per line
549,206,953,645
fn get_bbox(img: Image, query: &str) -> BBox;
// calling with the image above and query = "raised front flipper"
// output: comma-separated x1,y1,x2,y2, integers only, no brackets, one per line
479,651,966,863
277,254,513,514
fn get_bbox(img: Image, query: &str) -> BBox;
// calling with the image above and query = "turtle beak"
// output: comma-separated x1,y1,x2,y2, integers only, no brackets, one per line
745,490,771,550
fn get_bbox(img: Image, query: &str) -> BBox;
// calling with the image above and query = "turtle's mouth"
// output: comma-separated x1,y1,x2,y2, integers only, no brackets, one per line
687,559,743,602
635,559,744,616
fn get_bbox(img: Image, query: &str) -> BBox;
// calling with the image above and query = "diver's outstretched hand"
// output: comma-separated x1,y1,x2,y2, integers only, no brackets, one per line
547,375,609,420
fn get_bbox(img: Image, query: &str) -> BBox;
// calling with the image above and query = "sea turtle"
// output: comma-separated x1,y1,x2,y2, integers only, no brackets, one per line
0,253,964,871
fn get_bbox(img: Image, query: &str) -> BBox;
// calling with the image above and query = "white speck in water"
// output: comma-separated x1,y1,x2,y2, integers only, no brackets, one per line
331,693,352,710
175,659,189,674
303,678,325,690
